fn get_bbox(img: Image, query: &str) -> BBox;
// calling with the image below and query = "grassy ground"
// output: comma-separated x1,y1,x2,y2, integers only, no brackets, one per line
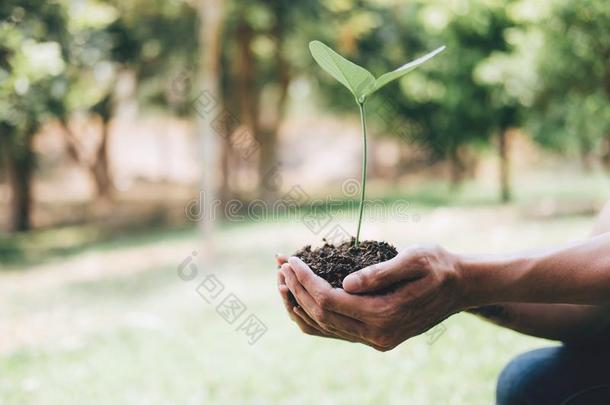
0,189,602,404
1,170,608,404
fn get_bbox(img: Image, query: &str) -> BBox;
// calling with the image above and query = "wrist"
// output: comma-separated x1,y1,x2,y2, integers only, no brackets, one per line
455,251,537,308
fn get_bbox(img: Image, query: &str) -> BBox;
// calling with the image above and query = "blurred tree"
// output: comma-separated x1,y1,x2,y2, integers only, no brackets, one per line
197,0,224,234
220,0,320,203
399,1,524,198
530,0,610,170
57,0,198,199
0,0,199,231
55,0,119,199
0,0,69,231
311,0,523,199
473,3,540,202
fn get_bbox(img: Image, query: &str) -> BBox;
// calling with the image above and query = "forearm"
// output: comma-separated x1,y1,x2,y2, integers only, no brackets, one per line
460,233,610,307
467,303,610,344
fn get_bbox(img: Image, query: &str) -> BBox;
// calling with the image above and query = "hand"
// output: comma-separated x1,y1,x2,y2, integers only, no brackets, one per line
276,255,359,342
279,244,465,351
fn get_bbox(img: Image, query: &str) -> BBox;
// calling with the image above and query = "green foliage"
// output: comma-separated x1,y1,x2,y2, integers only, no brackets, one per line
309,38,444,243
431,4,520,153
309,40,445,104
2,0,609,221
309,40,375,103
373,45,445,96
529,0,610,159
0,0,69,138
0,0,199,137
309,0,526,182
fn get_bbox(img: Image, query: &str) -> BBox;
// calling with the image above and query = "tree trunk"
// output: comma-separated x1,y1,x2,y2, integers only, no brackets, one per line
2,134,34,232
449,146,464,191
197,0,224,233
601,137,610,171
91,117,113,199
257,19,290,203
215,15,258,203
498,129,511,203
218,134,232,204
60,117,113,199
578,136,595,173
581,150,596,172
258,127,279,199
236,18,259,136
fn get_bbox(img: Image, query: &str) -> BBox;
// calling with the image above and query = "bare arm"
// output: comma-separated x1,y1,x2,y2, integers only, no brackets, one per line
461,234,610,343
466,203,610,343
467,303,610,344
461,233,610,306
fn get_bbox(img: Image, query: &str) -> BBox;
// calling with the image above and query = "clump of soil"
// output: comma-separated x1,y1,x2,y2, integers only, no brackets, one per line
288,238,397,305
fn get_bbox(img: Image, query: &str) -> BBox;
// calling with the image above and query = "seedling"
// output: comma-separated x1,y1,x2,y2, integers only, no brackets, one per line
287,41,446,300
309,41,445,245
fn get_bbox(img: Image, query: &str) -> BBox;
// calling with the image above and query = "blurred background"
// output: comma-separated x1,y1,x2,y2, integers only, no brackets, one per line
1,0,609,403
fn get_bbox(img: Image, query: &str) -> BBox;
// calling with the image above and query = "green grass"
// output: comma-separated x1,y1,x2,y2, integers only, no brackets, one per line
0,224,197,268
1,171,607,403
0,197,599,404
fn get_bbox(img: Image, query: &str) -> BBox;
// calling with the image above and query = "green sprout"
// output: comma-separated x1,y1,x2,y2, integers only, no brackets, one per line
309,40,445,245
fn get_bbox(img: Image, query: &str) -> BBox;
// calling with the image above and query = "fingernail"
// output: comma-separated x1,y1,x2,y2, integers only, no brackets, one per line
288,256,305,267
343,273,361,291
276,253,288,268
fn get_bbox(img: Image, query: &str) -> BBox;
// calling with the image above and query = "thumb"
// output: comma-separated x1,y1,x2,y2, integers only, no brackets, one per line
275,254,288,267
343,250,424,293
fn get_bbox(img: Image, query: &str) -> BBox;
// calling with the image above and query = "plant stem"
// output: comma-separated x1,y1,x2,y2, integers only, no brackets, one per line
355,101,367,246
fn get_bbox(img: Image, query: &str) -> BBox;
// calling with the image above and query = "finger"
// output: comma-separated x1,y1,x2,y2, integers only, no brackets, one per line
288,277,386,349
294,308,384,348
283,263,365,342
275,254,288,267
342,247,426,293
280,267,347,339
281,265,329,335
293,305,340,338
283,265,366,340
278,268,287,288
280,263,300,307
288,256,377,320
293,307,356,342
279,268,307,321
293,306,323,331
278,270,298,321
292,307,330,337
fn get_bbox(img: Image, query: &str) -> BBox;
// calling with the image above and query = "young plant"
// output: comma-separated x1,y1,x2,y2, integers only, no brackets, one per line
309,40,445,245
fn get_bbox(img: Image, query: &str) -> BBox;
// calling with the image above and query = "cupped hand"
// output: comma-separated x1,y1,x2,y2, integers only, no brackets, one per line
277,244,465,351
276,254,362,343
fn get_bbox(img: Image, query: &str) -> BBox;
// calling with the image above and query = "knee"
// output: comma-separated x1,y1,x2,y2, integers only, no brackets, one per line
496,347,560,405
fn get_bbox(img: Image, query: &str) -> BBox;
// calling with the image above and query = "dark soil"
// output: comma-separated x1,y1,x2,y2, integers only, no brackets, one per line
288,238,398,305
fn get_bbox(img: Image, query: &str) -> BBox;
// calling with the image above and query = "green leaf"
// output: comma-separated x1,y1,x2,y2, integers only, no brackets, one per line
372,45,446,94
309,41,445,102
309,40,375,103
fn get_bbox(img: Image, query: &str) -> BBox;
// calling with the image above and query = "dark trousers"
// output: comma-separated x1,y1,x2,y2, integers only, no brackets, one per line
496,346,610,404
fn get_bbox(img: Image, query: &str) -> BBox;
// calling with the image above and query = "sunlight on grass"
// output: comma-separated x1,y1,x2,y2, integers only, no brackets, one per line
0,201,597,404
0,168,604,405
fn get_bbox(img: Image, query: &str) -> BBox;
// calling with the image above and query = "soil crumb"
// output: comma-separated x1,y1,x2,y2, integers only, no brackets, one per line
287,238,398,306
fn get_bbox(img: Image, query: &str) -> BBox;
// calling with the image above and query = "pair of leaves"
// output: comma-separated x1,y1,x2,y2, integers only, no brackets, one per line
309,40,445,104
